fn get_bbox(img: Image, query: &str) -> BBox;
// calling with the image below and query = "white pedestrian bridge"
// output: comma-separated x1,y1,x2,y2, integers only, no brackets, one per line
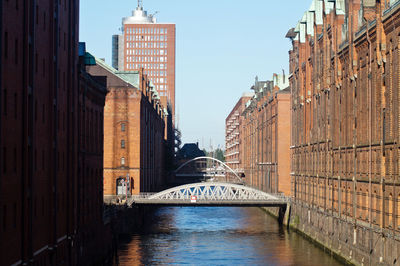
128,182,289,207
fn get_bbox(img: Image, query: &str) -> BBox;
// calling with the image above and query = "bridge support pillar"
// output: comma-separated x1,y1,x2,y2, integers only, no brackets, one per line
278,204,289,226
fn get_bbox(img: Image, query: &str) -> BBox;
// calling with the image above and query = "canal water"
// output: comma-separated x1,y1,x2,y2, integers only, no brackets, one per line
114,207,342,265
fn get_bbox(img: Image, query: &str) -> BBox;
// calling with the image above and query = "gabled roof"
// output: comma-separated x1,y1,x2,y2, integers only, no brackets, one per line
94,56,140,88
177,143,205,159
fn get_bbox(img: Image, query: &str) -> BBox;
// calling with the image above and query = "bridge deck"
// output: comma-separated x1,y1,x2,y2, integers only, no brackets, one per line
131,199,287,207
174,174,226,177
127,182,290,207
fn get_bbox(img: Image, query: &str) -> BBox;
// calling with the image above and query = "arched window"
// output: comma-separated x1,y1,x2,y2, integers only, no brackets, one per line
121,157,125,166
328,183,332,209
365,189,369,221
358,188,363,219
373,190,379,225
388,193,393,228
397,194,400,229
349,186,353,216
116,178,126,195
121,140,125,149
342,184,347,216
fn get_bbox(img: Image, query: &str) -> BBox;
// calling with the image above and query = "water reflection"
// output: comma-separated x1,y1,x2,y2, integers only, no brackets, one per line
115,207,342,266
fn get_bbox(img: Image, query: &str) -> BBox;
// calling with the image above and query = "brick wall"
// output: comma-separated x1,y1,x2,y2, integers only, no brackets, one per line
0,1,111,265
88,62,166,197
225,95,252,180
77,56,110,265
288,1,400,264
234,79,291,196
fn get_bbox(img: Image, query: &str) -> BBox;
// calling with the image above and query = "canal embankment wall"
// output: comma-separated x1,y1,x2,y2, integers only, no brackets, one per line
105,204,158,235
262,203,400,266
103,203,160,264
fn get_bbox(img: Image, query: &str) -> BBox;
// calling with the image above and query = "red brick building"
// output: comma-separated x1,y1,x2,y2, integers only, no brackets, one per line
87,58,166,197
0,0,111,263
240,75,291,195
77,46,111,265
113,1,176,170
0,0,79,264
225,93,253,178
288,0,400,264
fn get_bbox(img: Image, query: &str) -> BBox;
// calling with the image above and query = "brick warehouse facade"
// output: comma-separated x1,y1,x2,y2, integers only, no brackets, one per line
288,0,400,264
87,58,166,197
225,92,253,180
0,1,111,264
77,46,111,265
240,74,291,195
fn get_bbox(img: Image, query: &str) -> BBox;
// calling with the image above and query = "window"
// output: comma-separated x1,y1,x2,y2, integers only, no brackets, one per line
13,203,16,228
121,157,125,166
43,12,46,31
4,32,8,59
34,149,37,171
42,197,45,216
121,140,125,149
2,147,5,173
14,39,18,64
42,58,45,77
35,53,38,72
14,93,17,119
397,194,400,229
42,104,45,123
389,194,393,228
35,100,37,121
42,150,45,170
13,147,16,172
3,205,6,231
3,89,7,116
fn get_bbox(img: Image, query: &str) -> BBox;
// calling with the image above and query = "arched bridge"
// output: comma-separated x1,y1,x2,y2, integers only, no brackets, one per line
174,156,244,183
128,182,289,207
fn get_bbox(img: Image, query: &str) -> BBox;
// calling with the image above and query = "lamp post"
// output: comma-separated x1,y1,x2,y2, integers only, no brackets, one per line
126,173,129,200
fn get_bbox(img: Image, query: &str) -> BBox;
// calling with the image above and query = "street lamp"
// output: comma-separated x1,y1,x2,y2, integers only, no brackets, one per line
126,173,130,200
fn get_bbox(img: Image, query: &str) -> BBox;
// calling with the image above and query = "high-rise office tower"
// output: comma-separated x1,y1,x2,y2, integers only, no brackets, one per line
112,1,176,120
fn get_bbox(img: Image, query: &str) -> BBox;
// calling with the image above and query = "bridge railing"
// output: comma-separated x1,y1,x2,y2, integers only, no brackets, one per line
130,193,156,199
129,193,291,202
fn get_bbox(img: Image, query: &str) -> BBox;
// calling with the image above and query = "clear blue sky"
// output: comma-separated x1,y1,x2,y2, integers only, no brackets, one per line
80,0,311,150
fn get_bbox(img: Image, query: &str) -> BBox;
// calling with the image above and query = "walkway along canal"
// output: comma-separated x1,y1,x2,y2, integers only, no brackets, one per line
113,207,343,265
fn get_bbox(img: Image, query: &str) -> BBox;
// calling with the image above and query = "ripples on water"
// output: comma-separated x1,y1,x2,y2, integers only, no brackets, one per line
115,207,342,266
